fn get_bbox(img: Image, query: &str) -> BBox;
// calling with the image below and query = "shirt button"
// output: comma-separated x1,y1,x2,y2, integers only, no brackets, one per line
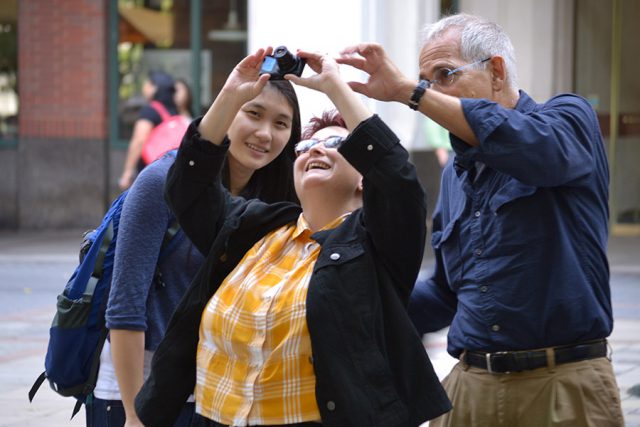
326,401,336,411
188,160,195,166
366,144,373,151
330,253,340,261
475,249,483,256
474,211,481,217
491,324,501,332
480,285,488,293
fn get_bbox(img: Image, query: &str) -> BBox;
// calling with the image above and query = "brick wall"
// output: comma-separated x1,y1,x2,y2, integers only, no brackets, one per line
6,0,110,229
19,0,107,140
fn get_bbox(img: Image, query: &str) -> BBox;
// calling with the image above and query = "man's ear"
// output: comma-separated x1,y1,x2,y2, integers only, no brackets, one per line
489,55,507,91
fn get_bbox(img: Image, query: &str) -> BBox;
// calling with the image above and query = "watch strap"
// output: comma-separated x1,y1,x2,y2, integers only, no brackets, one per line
408,79,430,110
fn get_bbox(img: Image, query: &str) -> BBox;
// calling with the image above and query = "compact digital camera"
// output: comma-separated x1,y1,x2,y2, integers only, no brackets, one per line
260,46,306,80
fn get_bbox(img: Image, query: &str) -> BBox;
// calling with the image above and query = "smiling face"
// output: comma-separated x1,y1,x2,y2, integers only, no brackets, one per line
419,29,493,100
293,126,362,203
227,84,294,176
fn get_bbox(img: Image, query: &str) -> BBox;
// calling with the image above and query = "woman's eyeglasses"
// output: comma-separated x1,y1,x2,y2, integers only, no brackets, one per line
294,136,346,155
430,57,491,87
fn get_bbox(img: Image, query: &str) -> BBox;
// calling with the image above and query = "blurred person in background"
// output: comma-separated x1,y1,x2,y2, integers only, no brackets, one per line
118,70,177,190
175,78,194,120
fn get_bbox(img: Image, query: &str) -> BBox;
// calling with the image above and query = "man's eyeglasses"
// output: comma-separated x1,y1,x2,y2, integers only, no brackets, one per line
429,57,491,87
294,136,345,156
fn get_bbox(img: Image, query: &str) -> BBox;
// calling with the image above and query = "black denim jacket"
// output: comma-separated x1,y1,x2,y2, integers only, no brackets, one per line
135,115,451,427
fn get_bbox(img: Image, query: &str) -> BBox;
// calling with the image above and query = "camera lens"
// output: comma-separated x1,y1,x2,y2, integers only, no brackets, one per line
274,46,297,73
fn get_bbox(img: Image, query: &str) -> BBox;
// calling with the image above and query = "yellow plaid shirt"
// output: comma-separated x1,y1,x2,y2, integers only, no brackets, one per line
196,213,347,425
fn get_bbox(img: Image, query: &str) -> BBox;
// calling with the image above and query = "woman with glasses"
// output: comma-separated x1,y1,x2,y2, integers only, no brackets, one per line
134,47,450,427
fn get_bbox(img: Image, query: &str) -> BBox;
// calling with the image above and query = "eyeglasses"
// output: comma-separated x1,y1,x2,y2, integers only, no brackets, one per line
429,57,491,87
294,136,345,155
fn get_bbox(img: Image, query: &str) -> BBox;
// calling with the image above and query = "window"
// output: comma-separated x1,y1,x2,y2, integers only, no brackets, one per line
110,0,246,145
116,0,192,142
0,0,18,144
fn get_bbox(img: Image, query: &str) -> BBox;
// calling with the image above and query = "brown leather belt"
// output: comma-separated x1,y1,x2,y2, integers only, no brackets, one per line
462,339,608,373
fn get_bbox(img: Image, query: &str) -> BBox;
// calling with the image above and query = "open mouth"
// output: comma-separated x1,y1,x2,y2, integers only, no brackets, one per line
246,142,268,153
305,161,331,172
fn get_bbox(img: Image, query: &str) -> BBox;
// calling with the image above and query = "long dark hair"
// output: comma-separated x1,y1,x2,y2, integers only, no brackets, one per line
175,78,194,117
221,80,301,204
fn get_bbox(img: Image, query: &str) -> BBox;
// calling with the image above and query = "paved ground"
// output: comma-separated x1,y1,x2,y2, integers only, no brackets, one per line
0,230,639,426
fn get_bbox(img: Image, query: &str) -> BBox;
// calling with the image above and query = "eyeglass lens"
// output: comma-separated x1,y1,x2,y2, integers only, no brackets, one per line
433,68,455,86
295,136,345,154
431,57,491,87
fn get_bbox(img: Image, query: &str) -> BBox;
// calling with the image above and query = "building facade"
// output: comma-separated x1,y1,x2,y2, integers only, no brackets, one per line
0,0,638,234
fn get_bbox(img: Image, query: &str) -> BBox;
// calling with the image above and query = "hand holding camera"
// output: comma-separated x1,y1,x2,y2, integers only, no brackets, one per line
283,50,344,94
259,46,306,80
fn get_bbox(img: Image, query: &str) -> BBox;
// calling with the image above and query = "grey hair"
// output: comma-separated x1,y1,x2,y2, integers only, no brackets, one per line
420,14,518,91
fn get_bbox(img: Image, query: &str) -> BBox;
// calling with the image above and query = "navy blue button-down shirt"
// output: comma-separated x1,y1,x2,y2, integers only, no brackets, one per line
409,91,612,358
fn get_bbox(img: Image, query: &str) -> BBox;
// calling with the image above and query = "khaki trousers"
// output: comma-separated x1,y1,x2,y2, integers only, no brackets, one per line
429,357,624,427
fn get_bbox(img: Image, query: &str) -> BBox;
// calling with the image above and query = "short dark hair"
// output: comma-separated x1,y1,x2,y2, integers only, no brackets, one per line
302,109,347,140
222,79,301,204
148,70,176,110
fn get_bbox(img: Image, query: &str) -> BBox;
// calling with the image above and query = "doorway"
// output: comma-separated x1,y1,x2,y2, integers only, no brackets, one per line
575,0,640,235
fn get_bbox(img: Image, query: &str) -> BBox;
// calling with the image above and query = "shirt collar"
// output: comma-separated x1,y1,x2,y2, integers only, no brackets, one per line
514,90,537,114
451,90,536,177
292,212,351,240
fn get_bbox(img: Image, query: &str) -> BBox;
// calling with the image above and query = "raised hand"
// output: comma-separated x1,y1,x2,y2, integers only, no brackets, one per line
222,47,273,104
286,50,372,132
198,47,273,146
284,50,342,95
337,43,412,103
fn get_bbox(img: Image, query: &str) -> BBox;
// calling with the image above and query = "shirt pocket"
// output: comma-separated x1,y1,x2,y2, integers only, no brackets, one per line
487,179,543,255
432,215,464,287
488,179,537,214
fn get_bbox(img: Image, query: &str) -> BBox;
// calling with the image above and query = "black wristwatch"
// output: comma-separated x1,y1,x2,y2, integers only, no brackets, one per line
408,79,430,110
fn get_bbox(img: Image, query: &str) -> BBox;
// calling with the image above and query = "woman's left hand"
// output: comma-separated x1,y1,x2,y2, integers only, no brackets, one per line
285,50,342,94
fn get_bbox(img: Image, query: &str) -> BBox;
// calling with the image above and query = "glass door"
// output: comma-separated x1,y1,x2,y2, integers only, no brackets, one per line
610,0,640,234
575,0,640,236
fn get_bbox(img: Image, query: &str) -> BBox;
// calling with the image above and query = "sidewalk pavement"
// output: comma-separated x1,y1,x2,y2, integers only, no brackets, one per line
0,230,639,426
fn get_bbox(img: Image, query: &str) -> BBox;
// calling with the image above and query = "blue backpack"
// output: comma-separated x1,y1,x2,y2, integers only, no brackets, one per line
28,168,181,418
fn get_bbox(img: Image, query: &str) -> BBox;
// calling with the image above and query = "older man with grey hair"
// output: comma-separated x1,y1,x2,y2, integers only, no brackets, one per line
338,13,623,426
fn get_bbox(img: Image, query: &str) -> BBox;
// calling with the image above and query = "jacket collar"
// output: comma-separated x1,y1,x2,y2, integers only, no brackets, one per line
310,210,361,246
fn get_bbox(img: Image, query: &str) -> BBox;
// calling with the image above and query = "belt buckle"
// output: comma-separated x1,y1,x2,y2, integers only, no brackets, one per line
485,351,510,374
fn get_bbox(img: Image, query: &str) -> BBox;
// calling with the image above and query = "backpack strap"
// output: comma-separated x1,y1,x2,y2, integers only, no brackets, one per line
150,100,172,122
153,218,183,290
68,324,109,419
83,222,114,301
162,219,181,250
28,372,47,402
